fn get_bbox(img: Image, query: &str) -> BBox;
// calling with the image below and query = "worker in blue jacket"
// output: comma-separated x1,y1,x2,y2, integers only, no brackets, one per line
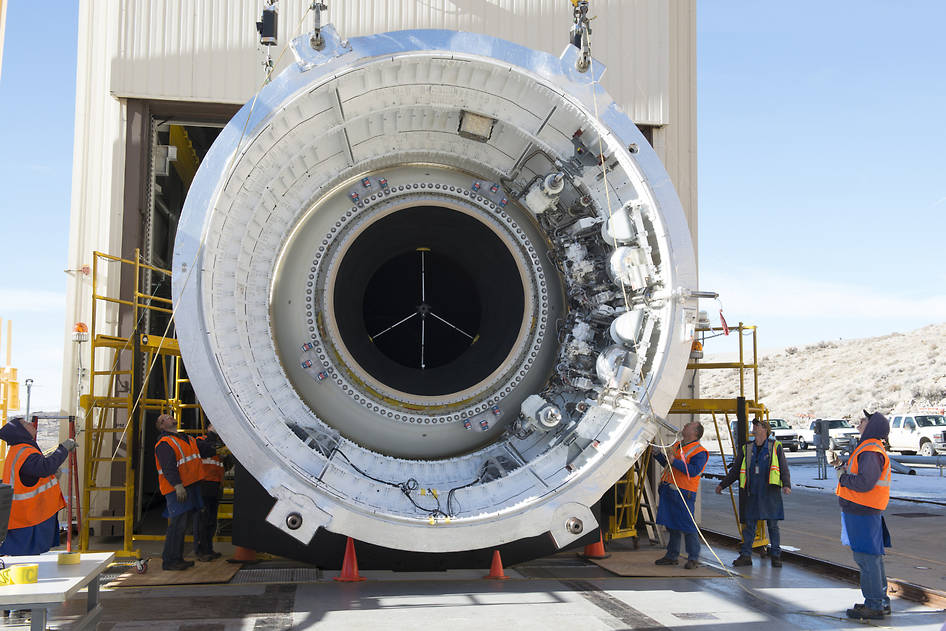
653,421,708,568
716,418,792,568
0,417,76,555
835,411,892,620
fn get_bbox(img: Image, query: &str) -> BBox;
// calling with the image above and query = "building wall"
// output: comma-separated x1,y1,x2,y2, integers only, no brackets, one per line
63,0,697,412
0,0,7,82
109,0,673,125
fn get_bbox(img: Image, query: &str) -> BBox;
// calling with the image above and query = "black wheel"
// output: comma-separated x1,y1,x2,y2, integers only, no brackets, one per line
798,439,807,451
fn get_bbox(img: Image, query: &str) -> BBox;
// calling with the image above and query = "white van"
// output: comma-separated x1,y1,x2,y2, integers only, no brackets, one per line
888,413,946,456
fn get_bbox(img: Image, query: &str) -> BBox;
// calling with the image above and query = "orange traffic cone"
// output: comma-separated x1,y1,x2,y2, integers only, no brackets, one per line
227,546,258,564
580,530,610,559
484,549,509,579
334,537,366,582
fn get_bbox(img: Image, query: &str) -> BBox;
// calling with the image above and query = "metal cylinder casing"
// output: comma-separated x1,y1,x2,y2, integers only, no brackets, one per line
173,27,697,552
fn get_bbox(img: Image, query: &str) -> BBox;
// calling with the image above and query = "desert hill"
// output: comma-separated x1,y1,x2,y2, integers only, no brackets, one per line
698,322,946,428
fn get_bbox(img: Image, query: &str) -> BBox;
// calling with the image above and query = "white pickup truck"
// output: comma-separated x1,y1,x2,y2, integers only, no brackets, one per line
767,419,801,452
888,413,946,456
796,419,860,451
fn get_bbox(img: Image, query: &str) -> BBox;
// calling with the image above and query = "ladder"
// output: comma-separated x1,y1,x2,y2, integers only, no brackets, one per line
79,250,215,558
608,447,661,545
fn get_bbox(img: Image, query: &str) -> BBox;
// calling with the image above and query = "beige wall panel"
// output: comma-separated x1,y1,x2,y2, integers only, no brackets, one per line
0,0,8,82
663,0,697,256
64,0,129,518
109,0,670,125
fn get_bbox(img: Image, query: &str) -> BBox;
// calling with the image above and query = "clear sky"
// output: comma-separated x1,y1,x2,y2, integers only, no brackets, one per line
0,2,78,413
698,1,946,351
2,1,945,412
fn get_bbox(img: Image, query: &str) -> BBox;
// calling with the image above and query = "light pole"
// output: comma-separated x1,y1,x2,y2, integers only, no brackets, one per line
24,378,33,421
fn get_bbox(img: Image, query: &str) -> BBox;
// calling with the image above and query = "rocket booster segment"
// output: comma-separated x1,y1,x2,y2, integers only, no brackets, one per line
173,27,697,552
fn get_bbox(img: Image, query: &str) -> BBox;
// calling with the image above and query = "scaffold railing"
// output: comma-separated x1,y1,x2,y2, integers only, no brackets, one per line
78,250,217,558
607,322,771,549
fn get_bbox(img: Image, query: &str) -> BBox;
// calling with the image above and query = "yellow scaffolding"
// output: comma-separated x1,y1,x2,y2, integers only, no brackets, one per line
608,447,658,543
669,322,770,550
78,250,222,558
606,322,771,548
0,318,20,462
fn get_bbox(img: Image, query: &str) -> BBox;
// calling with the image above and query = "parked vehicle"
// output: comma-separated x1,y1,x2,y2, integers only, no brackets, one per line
888,413,946,456
727,418,800,451
796,419,860,451
767,418,800,452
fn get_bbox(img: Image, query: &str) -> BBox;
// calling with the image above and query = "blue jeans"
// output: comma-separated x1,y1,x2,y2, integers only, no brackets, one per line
852,550,890,611
193,496,219,555
666,528,700,561
741,520,780,557
162,509,192,565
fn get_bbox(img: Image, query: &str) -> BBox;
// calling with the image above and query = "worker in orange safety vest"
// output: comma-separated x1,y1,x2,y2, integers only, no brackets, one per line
653,421,708,569
192,423,229,561
0,416,76,555
154,414,216,571
835,411,892,620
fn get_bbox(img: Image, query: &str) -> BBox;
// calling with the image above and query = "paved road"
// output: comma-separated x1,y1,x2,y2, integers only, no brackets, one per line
700,483,946,594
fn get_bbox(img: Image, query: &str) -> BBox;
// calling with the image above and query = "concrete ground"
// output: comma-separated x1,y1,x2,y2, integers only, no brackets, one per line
701,473,946,595
4,537,941,630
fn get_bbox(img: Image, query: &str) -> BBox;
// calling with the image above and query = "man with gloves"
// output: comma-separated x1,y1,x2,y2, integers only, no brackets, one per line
716,418,792,568
836,411,893,620
653,421,708,568
193,423,229,561
0,416,76,555
154,414,216,571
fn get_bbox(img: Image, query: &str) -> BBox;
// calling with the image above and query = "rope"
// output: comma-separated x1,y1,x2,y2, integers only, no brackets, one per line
650,434,853,623
587,55,631,314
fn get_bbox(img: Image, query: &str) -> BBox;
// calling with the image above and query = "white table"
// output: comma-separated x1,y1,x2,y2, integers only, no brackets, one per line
0,551,114,630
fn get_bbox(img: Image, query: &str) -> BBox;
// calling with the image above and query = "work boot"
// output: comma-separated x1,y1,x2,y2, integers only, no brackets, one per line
683,559,699,569
846,605,884,620
851,602,891,616
732,554,752,567
770,556,782,568
197,554,218,562
162,560,193,571
654,556,679,566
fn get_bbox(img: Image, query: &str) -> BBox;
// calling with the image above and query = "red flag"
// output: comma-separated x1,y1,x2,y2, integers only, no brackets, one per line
719,309,730,336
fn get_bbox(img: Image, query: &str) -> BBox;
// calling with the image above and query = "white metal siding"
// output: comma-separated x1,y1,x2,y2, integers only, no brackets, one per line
109,0,671,125
0,0,7,82
63,0,129,519
664,0,697,250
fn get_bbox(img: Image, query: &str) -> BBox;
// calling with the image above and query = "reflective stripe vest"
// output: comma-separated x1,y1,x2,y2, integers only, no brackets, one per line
155,433,202,495
836,438,891,511
659,441,708,492
739,439,783,488
3,443,66,529
197,435,225,483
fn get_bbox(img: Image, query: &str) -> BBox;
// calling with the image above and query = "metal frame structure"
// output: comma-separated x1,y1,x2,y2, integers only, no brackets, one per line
606,322,770,548
0,318,18,462
78,250,219,558
670,322,770,549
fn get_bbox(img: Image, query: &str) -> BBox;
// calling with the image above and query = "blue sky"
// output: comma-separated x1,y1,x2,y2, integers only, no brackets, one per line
0,2,78,413
698,1,946,352
2,1,946,411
